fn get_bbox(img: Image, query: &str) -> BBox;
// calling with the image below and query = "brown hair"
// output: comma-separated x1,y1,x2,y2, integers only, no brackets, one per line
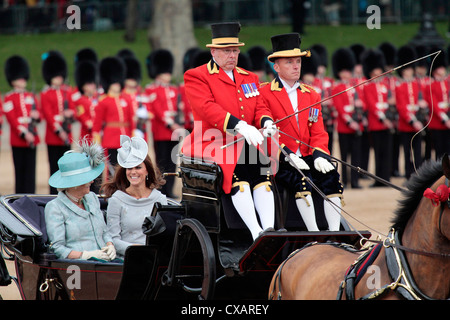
100,155,165,198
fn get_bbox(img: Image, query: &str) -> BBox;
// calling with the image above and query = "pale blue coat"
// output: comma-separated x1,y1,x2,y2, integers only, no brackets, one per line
45,191,113,259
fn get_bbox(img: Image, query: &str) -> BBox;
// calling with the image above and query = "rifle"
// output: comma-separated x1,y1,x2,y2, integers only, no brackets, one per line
61,84,74,146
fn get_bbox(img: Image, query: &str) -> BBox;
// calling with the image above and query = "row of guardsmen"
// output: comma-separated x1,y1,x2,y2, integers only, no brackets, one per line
0,43,449,195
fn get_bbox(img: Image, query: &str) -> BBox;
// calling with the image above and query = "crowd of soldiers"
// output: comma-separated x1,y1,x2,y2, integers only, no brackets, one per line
0,41,449,196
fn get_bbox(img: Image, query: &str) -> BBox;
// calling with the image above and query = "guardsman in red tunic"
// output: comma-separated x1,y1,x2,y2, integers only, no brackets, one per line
120,55,151,140
93,57,134,167
4,55,41,193
331,47,362,189
145,49,184,198
40,51,73,194
260,33,343,232
395,45,426,179
71,60,98,142
361,49,393,186
182,22,277,240
423,49,450,159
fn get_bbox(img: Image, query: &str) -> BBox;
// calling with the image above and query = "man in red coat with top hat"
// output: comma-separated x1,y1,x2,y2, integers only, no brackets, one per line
260,33,343,231
182,22,277,240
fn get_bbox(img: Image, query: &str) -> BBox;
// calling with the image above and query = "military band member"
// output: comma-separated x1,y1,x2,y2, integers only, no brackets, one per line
145,49,183,198
331,47,362,189
4,55,41,193
93,57,134,167
361,48,393,186
423,48,450,159
260,33,343,231
182,22,277,240
40,51,73,194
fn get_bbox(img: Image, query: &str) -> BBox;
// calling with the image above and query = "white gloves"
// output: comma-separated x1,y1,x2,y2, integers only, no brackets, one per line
102,243,117,260
262,120,277,137
81,249,110,261
80,244,116,261
286,153,310,170
314,157,335,173
234,121,264,147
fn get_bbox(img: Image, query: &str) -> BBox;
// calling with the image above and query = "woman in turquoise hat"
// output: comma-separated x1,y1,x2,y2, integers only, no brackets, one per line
45,139,116,261
101,135,167,258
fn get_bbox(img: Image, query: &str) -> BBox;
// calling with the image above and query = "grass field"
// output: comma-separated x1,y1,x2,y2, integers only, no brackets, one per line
0,21,448,93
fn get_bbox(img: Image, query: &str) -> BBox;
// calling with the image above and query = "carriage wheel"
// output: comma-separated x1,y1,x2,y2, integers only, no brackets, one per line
162,218,216,300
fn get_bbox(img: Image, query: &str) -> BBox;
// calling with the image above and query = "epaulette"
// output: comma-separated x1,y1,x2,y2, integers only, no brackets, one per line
259,81,269,87
235,66,249,75
207,60,219,74
299,83,316,93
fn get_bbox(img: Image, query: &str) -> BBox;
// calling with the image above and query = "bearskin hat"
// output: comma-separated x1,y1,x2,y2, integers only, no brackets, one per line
183,47,201,72
349,43,366,64
75,60,98,94
414,45,429,67
430,46,448,75
237,52,251,70
311,44,328,67
123,56,141,82
117,48,136,60
247,46,267,71
331,47,356,79
378,42,397,67
396,45,417,77
74,48,98,66
99,56,125,92
5,55,30,86
42,50,67,85
301,49,319,78
192,50,212,68
361,49,386,79
146,49,174,79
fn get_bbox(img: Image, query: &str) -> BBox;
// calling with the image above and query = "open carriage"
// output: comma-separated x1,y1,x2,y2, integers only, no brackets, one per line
0,156,370,300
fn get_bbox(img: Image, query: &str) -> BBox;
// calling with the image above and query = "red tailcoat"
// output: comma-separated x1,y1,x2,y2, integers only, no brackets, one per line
70,89,98,141
182,60,273,194
92,94,134,149
362,81,390,131
3,90,41,147
145,83,179,141
395,80,420,133
423,79,449,130
40,85,73,145
259,77,329,157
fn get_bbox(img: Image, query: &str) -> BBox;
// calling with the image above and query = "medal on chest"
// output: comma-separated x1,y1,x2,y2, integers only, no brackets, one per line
241,83,259,98
308,107,319,126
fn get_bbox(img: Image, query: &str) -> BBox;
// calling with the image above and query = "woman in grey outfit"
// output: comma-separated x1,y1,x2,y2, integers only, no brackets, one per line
102,135,167,257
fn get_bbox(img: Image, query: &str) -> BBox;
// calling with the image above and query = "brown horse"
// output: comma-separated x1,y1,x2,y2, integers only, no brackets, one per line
269,154,450,300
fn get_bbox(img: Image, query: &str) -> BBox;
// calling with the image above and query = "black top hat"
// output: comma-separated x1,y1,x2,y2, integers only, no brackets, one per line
146,49,174,79
268,33,310,62
99,56,125,92
361,49,386,79
42,51,67,85
396,45,417,77
332,47,356,79
206,22,245,48
5,55,30,86
75,60,98,94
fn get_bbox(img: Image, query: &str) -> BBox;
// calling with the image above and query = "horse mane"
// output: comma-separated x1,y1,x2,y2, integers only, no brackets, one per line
391,158,443,231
